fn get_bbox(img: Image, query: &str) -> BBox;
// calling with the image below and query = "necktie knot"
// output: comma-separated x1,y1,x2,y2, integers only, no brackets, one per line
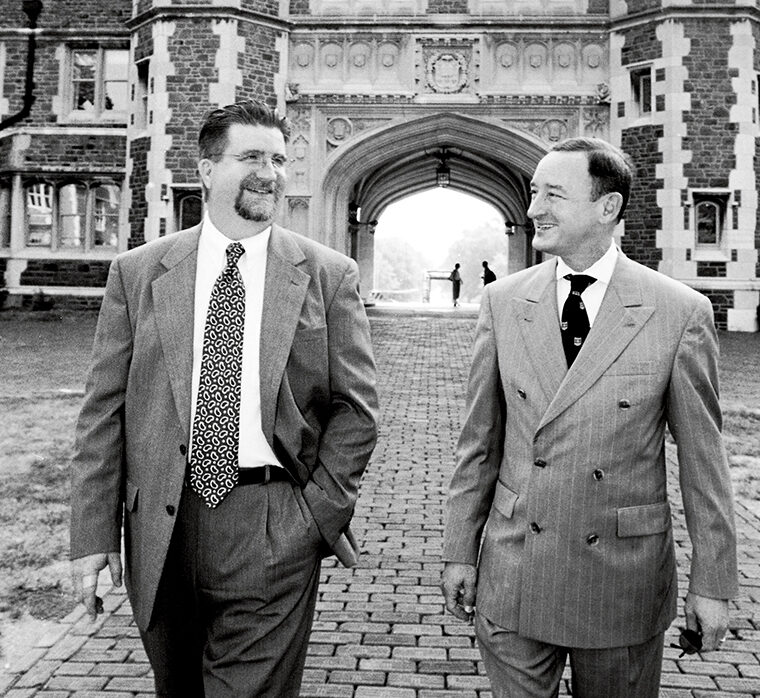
565,273,596,295
226,242,245,267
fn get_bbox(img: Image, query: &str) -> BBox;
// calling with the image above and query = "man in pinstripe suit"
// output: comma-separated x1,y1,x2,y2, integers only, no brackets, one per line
441,137,738,697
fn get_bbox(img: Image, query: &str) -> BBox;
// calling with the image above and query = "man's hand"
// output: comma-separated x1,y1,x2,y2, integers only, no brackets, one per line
684,591,729,652
71,552,122,621
441,562,477,622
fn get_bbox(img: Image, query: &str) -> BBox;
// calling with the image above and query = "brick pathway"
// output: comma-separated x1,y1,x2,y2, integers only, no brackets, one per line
3,312,760,697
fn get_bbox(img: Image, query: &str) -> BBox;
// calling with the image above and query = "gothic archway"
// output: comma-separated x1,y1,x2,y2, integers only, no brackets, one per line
315,112,549,295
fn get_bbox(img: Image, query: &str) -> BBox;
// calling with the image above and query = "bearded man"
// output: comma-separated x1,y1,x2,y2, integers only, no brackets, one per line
70,99,378,697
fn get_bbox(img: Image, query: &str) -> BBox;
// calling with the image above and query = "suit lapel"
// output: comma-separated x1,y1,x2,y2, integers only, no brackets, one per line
513,263,567,406
538,254,655,431
259,225,310,440
152,227,201,438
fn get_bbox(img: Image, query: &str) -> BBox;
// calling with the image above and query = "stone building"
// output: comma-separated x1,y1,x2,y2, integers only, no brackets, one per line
0,0,758,330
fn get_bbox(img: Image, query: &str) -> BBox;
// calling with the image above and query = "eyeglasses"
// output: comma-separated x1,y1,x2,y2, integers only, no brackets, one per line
670,628,702,658
209,151,287,170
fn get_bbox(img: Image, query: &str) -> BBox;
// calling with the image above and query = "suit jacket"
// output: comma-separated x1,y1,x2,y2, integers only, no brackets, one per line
443,252,738,649
70,223,378,631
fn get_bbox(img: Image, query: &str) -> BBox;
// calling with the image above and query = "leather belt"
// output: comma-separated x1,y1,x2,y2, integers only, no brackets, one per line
237,465,290,486
184,464,290,488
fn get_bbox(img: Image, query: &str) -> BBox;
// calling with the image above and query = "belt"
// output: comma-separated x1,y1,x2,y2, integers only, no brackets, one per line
184,464,290,488
237,465,290,486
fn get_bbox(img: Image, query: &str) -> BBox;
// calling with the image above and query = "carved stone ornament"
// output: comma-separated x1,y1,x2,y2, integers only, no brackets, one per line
537,119,568,143
596,82,610,105
587,52,601,69
381,52,395,68
426,52,468,94
327,116,354,145
529,53,543,69
292,134,309,161
285,82,300,103
584,108,608,135
353,53,367,68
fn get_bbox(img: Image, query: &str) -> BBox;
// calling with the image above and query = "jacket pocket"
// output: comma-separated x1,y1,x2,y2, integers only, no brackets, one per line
125,479,139,513
492,481,519,519
617,501,671,537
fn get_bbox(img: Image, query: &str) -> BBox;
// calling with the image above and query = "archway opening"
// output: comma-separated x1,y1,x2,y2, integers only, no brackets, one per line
372,188,506,307
317,113,547,299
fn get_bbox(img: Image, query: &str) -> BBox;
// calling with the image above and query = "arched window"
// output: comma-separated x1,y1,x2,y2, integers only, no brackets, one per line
177,192,203,230
693,193,727,248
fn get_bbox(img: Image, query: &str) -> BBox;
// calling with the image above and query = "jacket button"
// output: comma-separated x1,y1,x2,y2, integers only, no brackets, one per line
179,444,187,456
619,399,630,409
593,469,604,481
534,458,547,468
530,522,542,534
166,505,176,516
586,533,599,546
517,389,527,399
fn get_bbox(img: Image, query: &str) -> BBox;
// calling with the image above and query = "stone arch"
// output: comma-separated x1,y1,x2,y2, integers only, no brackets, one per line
315,111,549,294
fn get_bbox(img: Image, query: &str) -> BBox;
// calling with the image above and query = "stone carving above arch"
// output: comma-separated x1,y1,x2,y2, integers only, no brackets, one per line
418,40,475,96
583,107,608,137
320,42,343,79
327,116,354,146
288,37,407,92
482,36,608,96
537,118,569,144
553,42,577,81
426,52,469,94
524,43,550,84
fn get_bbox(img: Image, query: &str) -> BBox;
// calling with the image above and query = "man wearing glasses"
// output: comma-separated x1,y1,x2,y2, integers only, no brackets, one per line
70,99,378,696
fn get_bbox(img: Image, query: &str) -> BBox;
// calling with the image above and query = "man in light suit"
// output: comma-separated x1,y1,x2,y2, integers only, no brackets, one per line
70,99,378,696
441,137,737,697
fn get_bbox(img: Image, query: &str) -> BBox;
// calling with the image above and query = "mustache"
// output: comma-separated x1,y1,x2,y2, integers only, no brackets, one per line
241,174,278,193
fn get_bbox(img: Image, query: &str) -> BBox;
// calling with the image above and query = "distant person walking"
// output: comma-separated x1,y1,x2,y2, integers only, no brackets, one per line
449,263,462,307
482,261,496,286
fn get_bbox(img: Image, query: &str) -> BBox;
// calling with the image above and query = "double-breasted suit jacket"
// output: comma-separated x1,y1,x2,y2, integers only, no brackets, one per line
70,224,378,631
443,251,738,649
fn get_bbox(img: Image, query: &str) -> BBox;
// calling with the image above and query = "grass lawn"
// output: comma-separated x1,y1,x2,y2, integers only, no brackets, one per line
0,314,757,660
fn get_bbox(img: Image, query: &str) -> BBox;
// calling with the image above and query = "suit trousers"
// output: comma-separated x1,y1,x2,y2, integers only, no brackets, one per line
139,476,323,697
476,612,664,698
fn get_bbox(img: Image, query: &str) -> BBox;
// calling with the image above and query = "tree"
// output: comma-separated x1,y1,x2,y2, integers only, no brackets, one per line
373,236,432,300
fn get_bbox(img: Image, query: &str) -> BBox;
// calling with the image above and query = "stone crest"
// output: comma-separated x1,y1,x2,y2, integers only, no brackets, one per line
426,52,468,94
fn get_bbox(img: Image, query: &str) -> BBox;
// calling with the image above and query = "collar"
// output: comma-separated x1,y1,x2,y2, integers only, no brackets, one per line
200,212,271,259
556,240,618,284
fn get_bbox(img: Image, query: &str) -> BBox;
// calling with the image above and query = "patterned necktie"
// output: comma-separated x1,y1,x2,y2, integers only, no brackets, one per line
561,273,596,368
189,241,246,508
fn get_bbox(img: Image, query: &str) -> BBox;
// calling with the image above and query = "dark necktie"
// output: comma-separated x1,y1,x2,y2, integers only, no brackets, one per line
189,241,246,508
561,273,596,368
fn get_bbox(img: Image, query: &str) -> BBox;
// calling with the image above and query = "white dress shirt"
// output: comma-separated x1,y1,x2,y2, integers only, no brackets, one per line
555,241,618,327
189,213,282,470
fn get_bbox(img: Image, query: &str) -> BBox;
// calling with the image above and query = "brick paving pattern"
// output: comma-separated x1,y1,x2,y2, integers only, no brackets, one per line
3,312,760,696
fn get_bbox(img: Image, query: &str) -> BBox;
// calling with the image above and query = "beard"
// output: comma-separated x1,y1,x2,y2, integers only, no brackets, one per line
234,173,285,222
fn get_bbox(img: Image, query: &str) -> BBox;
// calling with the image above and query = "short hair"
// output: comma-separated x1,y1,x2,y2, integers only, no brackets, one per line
198,99,292,160
551,137,634,222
